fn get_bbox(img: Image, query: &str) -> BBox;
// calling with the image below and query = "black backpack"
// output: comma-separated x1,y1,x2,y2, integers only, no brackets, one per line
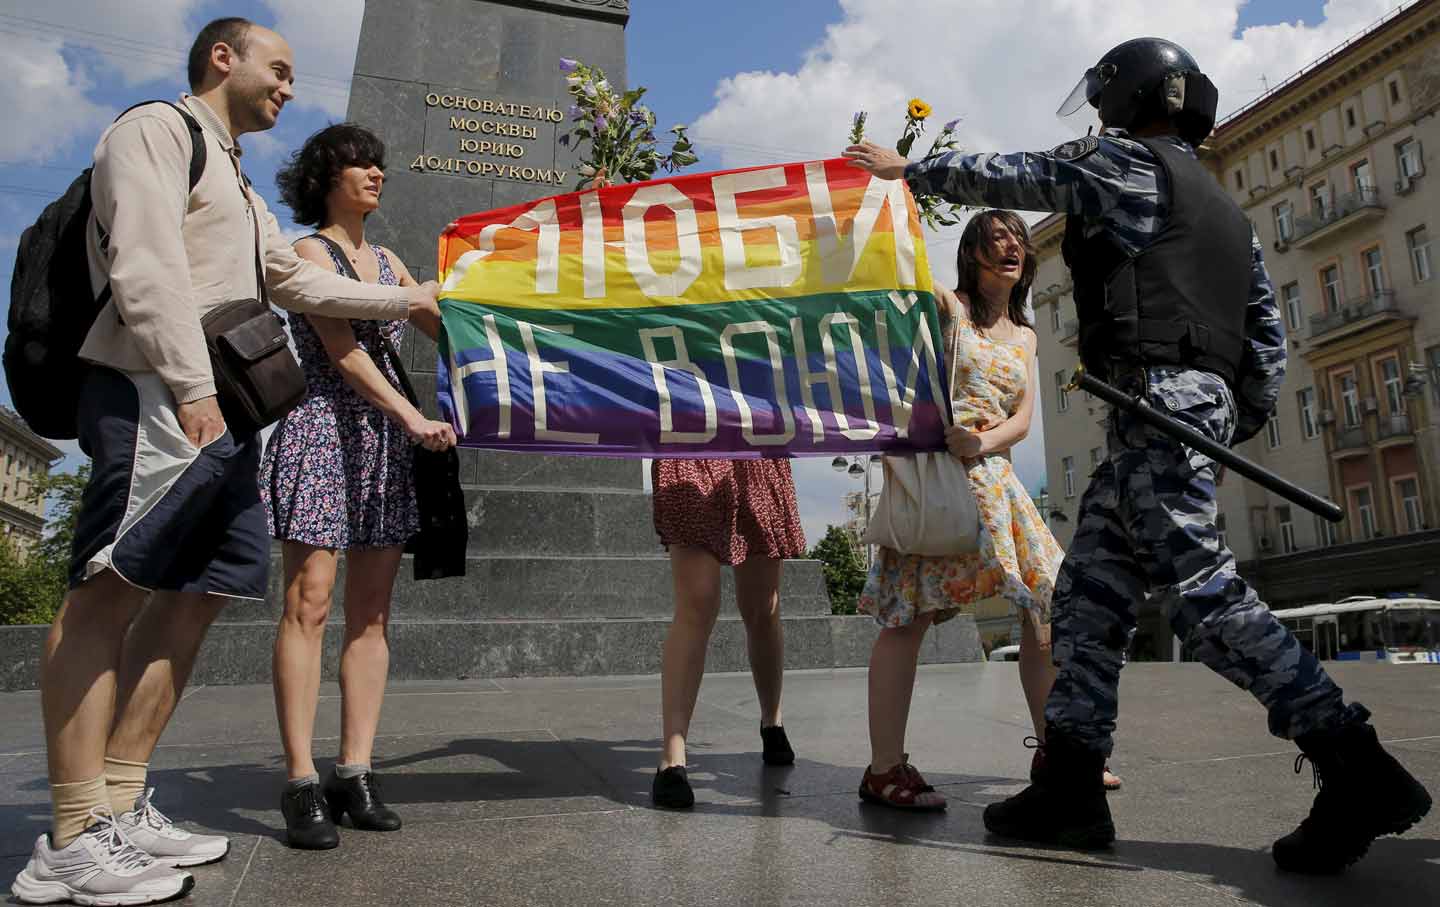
4,101,206,440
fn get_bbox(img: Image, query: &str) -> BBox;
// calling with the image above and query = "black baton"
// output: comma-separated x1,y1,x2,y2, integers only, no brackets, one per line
1070,368,1345,523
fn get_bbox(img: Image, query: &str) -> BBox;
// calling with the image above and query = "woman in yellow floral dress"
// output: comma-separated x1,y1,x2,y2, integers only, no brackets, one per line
857,210,1112,810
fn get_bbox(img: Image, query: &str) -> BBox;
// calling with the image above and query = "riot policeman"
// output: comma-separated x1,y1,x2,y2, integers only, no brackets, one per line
845,37,1430,871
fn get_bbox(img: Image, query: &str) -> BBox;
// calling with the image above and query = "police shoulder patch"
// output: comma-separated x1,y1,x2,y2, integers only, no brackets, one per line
1051,135,1100,162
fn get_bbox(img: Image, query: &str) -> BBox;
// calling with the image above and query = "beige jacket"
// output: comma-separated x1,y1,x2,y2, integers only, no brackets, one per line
81,95,411,405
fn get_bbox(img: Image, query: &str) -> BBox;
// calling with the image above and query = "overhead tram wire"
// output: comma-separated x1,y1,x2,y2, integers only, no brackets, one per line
0,17,353,104
0,13,357,92
0,162,91,173
0,184,67,200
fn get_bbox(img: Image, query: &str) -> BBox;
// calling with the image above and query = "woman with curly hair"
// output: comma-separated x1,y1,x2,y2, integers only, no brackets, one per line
855,210,1118,811
261,123,456,849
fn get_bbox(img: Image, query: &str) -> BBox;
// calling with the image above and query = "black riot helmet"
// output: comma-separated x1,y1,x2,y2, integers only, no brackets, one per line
1057,38,1220,145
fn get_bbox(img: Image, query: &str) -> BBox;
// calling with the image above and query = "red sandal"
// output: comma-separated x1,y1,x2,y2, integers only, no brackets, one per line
858,756,947,811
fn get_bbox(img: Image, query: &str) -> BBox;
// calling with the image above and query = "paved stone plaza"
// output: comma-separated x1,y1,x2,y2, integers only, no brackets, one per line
2,662,1437,906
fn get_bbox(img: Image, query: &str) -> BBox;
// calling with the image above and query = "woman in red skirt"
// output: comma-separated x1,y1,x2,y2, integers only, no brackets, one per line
650,458,807,808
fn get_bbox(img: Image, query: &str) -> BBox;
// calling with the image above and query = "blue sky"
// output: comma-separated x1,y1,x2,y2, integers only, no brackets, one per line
632,0,1332,138
0,0,1403,540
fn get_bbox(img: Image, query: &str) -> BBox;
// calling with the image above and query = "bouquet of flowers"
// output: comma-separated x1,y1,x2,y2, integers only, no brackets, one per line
850,99,966,229
559,58,698,189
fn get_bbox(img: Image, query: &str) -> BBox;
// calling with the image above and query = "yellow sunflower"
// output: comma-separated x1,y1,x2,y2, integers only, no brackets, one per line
907,98,932,121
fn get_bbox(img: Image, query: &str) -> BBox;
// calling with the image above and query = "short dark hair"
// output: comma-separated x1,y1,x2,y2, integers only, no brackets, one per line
188,17,254,90
954,209,1037,329
276,124,388,227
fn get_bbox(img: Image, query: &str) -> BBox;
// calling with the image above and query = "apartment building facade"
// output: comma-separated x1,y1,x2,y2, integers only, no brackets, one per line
0,407,62,553
1032,1,1440,654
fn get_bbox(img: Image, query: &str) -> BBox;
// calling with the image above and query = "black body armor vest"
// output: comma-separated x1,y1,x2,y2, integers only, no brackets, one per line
1061,137,1252,385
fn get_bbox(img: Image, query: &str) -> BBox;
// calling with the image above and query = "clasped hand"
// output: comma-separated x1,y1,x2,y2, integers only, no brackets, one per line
406,415,458,452
945,423,997,460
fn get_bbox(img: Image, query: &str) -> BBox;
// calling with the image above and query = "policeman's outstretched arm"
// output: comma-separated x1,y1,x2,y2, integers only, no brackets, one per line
1230,229,1288,445
846,138,1131,219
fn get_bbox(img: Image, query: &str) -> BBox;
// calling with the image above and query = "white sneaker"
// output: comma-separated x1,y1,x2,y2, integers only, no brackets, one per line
118,788,229,868
10,807,194,905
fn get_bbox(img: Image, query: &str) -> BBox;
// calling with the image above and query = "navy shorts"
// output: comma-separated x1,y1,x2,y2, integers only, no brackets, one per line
69,367,269,599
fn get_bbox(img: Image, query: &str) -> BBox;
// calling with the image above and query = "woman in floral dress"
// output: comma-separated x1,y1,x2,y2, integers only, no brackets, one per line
261,125,455,848
857,210,1116,810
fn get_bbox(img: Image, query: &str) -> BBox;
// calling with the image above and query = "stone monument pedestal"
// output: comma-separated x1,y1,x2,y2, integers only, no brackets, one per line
318,0,981,681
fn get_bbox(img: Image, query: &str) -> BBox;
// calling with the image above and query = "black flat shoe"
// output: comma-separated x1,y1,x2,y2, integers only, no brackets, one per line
651,766,695,810
323,770,402,832
761,725,795,766
281,781,339,850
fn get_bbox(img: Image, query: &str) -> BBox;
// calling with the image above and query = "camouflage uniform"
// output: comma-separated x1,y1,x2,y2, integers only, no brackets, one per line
907,134,1368,755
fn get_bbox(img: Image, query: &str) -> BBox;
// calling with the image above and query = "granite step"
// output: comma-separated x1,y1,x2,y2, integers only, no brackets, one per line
462,487,660,556
233,555,834,621
0,616,982,689
456,447,644,491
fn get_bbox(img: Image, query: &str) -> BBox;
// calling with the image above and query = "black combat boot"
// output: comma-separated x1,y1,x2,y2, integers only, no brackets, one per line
984,730,1115,849
1272,722,1431,874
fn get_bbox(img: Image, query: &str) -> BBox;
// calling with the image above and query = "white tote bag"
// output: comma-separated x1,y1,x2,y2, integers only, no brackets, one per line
861,325,983,557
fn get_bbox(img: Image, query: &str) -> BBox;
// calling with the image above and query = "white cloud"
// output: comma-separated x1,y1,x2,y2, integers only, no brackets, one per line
696,0,1407,173
261,0,364,118
2,35,113,163
14,1,204,87
8,2,362,117
691,0,1406,535
242,127,287,162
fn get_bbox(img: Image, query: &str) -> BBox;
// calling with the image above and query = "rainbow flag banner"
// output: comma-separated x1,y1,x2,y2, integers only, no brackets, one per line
435,159,949,458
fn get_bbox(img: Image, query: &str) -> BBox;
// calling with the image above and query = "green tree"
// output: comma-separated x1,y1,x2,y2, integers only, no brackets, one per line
0,534,61,624
807,524,867,615
0,464,88,626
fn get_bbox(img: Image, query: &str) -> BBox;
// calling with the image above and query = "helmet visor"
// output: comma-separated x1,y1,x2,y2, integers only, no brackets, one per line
1057,64,1116,117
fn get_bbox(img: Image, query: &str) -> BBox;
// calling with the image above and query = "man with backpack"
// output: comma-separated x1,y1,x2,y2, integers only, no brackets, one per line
10,17,443,906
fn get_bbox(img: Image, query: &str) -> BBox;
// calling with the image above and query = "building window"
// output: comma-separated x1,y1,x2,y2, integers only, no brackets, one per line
1063,456,1076,498
1055,370,1069,412
1266,413,1282,449
1345,106,1357,129
1319,264,1341,312
1309,182,1329,218
1315,512,1338,547
1234,169,1245,191
1362,247,1385,296
1394,477,1423,534
1389,79,1402,105
1393,480,1428,535
1429,346,1440,407
1298,387,1318,440
1350,486,1376,541
1089,446,1103,470
1277,506,1297,553
1379,358,1405,415
1408,225,1432,282
1269,149,1280,171
1352,159,1374,193
1050,303,1061,332
1281,282,1302,331
1305,128,1316,151
1273,202,1293,243
1396,138,1422,179
1217,512,1228,550
1338,373,1360,427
